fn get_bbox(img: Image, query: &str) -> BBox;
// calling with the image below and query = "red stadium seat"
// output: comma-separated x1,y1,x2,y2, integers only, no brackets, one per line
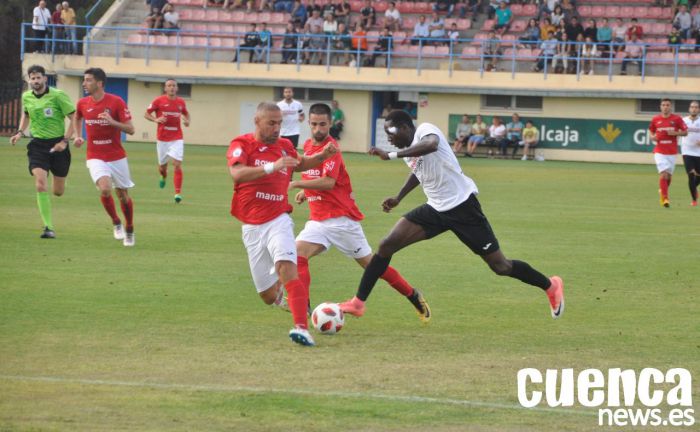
126,34,146,44
393,31,406,44
374,2,388,13
522,4,536,16
578,5,591,17
349,0,362,13
180,36,196,46
660,7,673,19
191,9,206,21
510,20,527,33
516,48,533,59
270,13,286,24
620,6,634,18
633,7,648,18
243,12,259,23
179,9,193,20
606,6,620,18
461,46,479,58
435,46,449,56
231,11,245,22
651,23,668,35
205,9,220,21
456,19,471,30
397,2,414,13
402,17,416,30
421,46,437,57
209,37,223,48
221,37,236,48
415,2,432,14
590,6,605,17
481,19,494,31
258,12,271,23
510,4,523,15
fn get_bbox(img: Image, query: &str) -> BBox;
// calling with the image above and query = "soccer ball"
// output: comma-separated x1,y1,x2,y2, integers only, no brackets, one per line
311,302,345,334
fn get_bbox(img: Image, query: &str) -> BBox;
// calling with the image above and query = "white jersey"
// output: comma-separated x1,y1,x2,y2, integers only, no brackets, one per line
681,116,700,157
403,123,478,212
277,99,304,136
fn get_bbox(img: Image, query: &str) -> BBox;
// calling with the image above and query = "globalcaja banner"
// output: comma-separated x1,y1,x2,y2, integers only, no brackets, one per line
448,115,654,153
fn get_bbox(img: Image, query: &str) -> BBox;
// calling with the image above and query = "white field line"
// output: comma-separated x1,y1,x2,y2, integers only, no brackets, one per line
0,374,595,417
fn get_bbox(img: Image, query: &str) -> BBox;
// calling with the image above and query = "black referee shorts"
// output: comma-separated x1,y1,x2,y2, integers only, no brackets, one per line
683,155,700,176
403,194,500,256
27,137,71,177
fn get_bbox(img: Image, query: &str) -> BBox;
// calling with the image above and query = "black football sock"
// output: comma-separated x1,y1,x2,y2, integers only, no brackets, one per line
509,260,551,291
357,254,392,301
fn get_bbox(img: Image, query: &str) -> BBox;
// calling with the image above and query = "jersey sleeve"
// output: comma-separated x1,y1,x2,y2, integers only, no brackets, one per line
227,138,248,167
146,98,158,114
321,152,342,179
414,123,440,145
56,90,76,116
649,117,657,133
678,116,688,131
181,101,189,116
115,97,132,122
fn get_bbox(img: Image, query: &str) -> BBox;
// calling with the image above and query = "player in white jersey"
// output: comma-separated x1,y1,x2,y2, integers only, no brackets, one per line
340,110,564,321
681,101,700,206
277,87,305,149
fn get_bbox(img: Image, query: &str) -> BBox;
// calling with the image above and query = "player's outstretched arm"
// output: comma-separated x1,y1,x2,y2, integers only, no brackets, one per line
290,176,336,191
383,173,420,213
229,156,298,184
369,134,439,160
296,142,338,171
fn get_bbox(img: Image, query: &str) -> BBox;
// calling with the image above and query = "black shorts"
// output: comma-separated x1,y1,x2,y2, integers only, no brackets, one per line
403,194,500,256
282,134,299,148
683,155,700,175
27,137,71,177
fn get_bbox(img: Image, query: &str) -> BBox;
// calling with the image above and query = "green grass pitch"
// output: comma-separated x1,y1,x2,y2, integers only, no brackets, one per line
1,140,698,431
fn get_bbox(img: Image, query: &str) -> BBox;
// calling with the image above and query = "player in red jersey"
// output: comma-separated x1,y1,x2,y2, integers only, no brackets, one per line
290,103,431,323
227,102,337,347
649,98,688,208
73,68,137,246
144,78,190,203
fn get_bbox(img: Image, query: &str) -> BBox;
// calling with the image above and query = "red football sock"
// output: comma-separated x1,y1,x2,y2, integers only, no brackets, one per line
159,165,167,178
380,266,414,296
120,198,134,232
285,279,308,329
100,195,121,225
297,256,311,292
667,175,672,186
174,166,183,194
659,177,669,199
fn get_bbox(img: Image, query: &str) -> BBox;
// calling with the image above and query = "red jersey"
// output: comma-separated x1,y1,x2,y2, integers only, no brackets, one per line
301,137,364,222
649,114,687,155
147,95,189,141
227,133,298,225
76,93,132,162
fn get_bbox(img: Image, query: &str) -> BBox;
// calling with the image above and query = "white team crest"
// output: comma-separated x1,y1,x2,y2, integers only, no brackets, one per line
232,148,242,157
324,161,335,172
43,107,53,117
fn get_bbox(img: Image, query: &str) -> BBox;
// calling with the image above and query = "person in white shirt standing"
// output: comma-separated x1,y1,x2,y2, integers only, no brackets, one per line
339,109,565,322
32,0,52,53
681,101,700,207
277,87,305,149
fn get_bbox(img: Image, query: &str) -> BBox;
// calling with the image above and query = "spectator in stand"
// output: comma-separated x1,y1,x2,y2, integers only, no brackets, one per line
335,0,351,27
560,0,577,21
692,8,700,43
581,36,598,75
233,23,260,62
668,27,682,51
519,18,540,47
551,32,571,73
551,5,564,27
612,18,627,52
331,22,351,64
539,0,558,17
404,102,417,119
456,0,479,20
597,17,612,54
465,114,488,157
61,2,77,54
533,30,558,72
307,0,322,14
506,113,523,157
428,12,446,45
384,2,402,33
566,16,584,42
32,0,52,53
554,18,566,40
620,33,644,75
360,0,376,28
487,0,500,20
162,4,179,30
583,19,597,43
291,0,307,26
275,0,295,13
305,25,326,64
256,0,270,12
369,27,393,67
381,103,393,117
350,22,368,65
452,114,473,155
626,18,643,41
434,0,455,17
448,22,460,47
494,1,512,35
540,17,556,41
323,12,338,34
254,23,272,63
145,6,163,30
410,15,430,45
306,9,324,32
481,30,501,71
518,120,539,160
322,1,336,19
51,3,64,54
485,116,508,157
674,5,693,40
282,22,298,64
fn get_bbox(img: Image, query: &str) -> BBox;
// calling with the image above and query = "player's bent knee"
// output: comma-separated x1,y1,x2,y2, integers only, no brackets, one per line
489,261,512,276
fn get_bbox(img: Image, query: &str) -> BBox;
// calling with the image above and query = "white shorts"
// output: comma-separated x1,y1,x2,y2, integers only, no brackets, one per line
654,153,676,174
157,139,184,165
242,213,297,293
296,217,372,259
86,158,135,189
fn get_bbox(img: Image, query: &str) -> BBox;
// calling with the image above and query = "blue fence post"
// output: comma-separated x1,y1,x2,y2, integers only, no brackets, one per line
116,29,121,65
417,39,423,76
387,39,392,75
21,24,25,61
326,35,332,72
85,27,90,64
205,32,211,67
672,45,678,83
176,31,181,66
510,40,516,79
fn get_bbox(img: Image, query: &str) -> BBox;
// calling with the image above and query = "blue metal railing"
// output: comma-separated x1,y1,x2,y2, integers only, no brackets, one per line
85,0,109,27
20,23,700,82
